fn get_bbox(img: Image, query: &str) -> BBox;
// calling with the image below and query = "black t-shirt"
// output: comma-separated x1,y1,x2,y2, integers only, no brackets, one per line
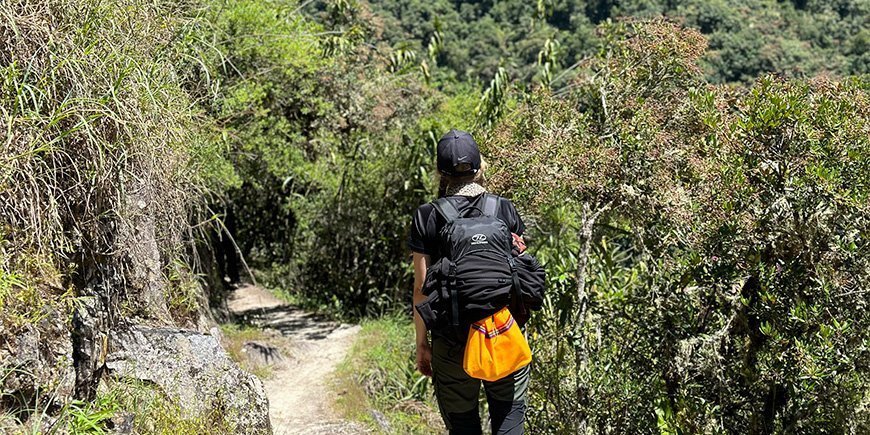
408,193,525,263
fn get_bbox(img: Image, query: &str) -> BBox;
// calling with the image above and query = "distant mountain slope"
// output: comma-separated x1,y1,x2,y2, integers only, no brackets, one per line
363,0,868,84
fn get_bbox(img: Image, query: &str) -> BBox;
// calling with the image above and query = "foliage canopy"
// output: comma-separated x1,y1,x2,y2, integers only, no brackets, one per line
364,0,868,84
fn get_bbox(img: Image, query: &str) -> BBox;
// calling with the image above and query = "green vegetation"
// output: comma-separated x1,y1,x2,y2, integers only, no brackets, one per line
2,0,867,433
334,316,440,433
0,257,72,332
189,0,438,316
361,0,868,84
63,380,233,434
0,0,234,428
65,391,122,435
0,375,229,434
0,0,228,322
486,20,869,433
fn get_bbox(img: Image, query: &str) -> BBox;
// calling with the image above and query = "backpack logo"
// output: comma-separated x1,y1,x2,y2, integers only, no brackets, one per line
471,234,488,245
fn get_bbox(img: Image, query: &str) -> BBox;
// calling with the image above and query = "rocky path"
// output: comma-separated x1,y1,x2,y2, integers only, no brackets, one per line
227,284,366,435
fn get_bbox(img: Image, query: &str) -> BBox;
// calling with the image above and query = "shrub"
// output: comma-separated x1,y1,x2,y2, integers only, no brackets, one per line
486,20,870,433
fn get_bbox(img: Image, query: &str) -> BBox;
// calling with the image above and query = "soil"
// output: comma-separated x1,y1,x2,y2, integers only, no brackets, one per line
227,284,367,435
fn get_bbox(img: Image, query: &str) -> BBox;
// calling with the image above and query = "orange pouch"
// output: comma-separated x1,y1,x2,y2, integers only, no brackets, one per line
463,307,532,382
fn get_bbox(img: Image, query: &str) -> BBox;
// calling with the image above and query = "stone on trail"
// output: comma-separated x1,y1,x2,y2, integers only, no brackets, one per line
242,341,284,367
109,411,135,434
106,326,271,434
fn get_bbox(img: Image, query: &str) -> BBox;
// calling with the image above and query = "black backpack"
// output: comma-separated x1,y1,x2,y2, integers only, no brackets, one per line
416,194,525,339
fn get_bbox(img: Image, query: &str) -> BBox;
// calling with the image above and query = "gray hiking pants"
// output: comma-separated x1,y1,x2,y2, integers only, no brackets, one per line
430,335,530,435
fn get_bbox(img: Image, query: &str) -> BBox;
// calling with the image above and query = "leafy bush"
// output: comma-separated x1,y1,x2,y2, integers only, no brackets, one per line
486,20,869,433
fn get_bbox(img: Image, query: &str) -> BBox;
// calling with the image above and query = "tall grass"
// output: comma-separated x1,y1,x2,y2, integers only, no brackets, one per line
0,0,235,428
0,0,234,319
334,316,442,434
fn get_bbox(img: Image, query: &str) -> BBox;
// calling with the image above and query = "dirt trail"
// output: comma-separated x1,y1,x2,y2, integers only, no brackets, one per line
228,284,366,435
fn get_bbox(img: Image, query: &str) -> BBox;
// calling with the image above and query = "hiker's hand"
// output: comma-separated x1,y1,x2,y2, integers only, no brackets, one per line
511,233,526,256
416,342,433,377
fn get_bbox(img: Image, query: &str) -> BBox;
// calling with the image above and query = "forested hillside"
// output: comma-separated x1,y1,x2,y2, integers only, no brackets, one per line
363,0,868,83
1,0,868,433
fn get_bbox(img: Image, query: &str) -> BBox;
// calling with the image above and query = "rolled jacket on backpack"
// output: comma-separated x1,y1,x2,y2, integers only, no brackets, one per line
513,253,546,311
414,259,453,331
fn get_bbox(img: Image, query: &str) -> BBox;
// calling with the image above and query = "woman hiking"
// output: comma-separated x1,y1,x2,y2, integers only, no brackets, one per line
409,129,530,435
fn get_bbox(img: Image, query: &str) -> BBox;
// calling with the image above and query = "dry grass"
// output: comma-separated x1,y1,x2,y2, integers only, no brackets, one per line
0,0,233,428
2,0,196,252
0,0,228,322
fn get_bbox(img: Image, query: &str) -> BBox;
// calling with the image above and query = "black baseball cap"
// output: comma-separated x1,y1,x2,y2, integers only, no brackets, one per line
437,129,481,176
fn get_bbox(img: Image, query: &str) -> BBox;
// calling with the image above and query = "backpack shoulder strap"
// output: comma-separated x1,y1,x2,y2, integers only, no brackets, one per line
482,193,500,217
432,198,461,222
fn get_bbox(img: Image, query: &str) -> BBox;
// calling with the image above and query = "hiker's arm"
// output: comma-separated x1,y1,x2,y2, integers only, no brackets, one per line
412,252,430,345
412,252,432,376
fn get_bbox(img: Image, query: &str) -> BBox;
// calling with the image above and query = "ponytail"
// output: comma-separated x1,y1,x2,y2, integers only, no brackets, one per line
437,175,449,198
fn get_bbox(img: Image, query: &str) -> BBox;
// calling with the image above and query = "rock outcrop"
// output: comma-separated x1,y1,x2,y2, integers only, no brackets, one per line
106,326,271,434
0,310,75,412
